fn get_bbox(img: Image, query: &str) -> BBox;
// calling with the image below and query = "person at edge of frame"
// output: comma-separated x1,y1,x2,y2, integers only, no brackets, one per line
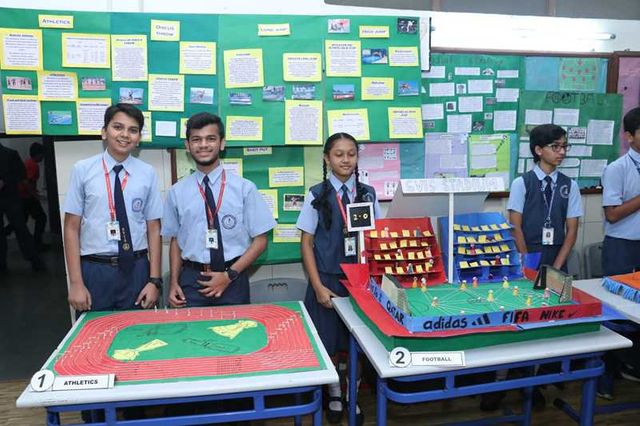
597,106,640,400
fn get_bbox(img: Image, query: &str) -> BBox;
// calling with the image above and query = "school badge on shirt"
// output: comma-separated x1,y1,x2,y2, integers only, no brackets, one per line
222,214,237,229
131,198,144,212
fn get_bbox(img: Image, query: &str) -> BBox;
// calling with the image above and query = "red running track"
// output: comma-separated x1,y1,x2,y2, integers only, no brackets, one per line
54,305,320,382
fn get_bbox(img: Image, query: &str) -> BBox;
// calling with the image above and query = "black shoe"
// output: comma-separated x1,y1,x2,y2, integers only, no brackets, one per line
532,387,546,410
480,391,505,411
620,364,640,382
326,396,343,424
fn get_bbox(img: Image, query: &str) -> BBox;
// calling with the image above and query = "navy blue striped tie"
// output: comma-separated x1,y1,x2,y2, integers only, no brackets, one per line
113,165,134,272
203,175,225,272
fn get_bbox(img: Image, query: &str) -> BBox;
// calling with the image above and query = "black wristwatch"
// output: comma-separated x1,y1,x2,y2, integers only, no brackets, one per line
226,268,240,282
148,277,163,289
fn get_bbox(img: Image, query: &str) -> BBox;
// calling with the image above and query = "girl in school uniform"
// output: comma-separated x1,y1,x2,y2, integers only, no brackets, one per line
296,133,381,425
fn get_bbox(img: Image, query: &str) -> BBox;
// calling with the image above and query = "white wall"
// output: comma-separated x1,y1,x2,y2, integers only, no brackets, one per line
7,0,620,283
3,0,640,52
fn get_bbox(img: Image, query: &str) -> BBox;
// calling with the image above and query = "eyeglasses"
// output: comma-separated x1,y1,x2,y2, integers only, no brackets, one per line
545,143,571,153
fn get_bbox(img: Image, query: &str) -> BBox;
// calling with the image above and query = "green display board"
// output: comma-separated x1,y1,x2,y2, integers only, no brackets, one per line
1,8,423,148
516,91,622,188
422,53,524,134
418,52,621,189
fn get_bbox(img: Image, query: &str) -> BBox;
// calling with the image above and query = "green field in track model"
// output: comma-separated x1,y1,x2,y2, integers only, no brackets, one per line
406,280,573,316
107,320,268,362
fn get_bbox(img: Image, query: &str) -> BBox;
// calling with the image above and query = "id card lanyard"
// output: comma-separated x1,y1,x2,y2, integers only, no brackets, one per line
541,178,555,246
197,170,226,249
336,185,357,257
102,158,128,241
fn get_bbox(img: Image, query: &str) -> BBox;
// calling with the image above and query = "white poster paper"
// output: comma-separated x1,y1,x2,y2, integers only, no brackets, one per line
586,119,614,145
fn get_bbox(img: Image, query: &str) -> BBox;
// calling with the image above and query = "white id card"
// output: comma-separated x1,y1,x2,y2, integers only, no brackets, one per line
205,229,219,249
344,236,357,256
106,221,121,241
542,227,554,245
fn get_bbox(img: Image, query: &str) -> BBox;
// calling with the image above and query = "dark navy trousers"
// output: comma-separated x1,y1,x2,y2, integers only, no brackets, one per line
602,235,640,276
80,256,149,311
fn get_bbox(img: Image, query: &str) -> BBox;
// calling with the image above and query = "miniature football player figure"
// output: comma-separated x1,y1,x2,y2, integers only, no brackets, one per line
412,276,418,288
460,279,467,290
382,226,389,238
526,295,533,306
513,286,519,296
472,276,478,288
414,226,422,238
406,263,414,274
502,276,510,289
487,289,495,302
494,255,501,265
431,296,439,307
424,244,432,258
469,243,476,255
543,287,551,300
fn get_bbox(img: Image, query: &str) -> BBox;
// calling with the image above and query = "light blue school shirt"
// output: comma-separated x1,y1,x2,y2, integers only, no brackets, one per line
507,164,582,218
296,173,382,235
63,150,163,256
602,147,640,240
162,164,276,263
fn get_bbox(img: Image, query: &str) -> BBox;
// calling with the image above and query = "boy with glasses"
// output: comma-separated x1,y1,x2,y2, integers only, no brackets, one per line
481,124,582,411
507,124,581,271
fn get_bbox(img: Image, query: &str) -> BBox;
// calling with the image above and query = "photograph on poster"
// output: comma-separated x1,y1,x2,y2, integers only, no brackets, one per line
119,88,144,105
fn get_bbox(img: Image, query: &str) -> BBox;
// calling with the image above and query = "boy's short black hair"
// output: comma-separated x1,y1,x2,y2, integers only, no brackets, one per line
623,107,640,135
186,112,225,140
29,142,44,158
529,124,567,162
103,103,144,130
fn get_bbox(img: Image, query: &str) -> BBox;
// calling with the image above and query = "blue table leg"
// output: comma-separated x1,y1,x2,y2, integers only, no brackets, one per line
579,358,597,426
349,333,358,426
105,405,117,425
377,377,387,426
313,388,323,426
294,393,302,426
521,385,533,425
46,410,60,426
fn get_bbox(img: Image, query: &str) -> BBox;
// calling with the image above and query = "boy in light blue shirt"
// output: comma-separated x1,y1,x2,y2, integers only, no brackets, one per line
162,112,275,307
598,106,640,399
602,106,640,275
64,104,163,313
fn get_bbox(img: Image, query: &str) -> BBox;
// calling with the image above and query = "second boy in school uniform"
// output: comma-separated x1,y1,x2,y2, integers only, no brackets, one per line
162,112,275,307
